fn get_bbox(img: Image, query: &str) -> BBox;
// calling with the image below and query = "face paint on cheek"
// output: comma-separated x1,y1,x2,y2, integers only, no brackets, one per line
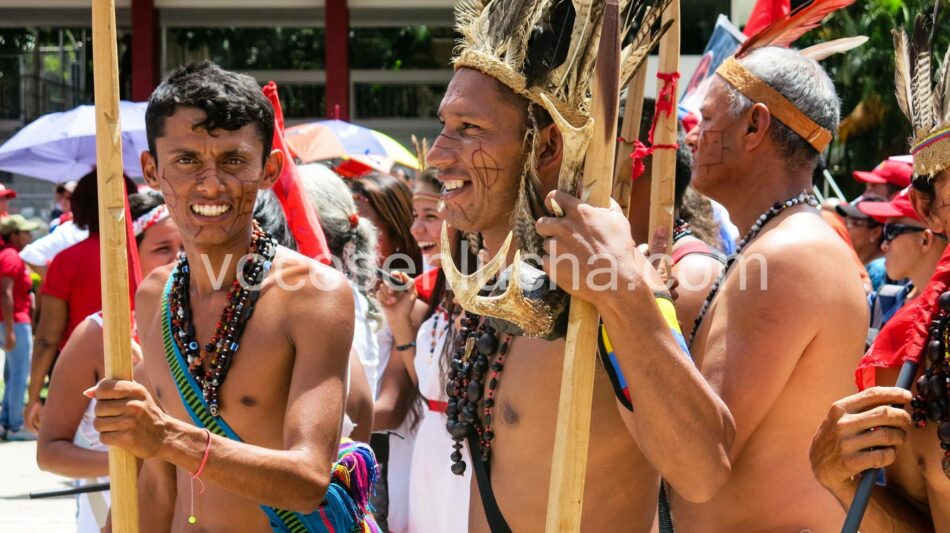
469,146,503,189
227,181,258,234
159,170,180,208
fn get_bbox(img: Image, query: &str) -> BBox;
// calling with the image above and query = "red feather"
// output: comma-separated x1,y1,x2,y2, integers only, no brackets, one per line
262,82,332,264
737,0,856,57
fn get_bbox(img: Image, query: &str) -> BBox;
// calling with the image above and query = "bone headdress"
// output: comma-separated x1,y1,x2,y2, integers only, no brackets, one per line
442,0,670,338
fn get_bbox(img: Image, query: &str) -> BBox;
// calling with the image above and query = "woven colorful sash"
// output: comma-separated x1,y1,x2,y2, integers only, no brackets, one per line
161,268,379,533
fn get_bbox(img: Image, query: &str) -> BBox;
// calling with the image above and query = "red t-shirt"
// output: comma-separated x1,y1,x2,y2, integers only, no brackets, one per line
0,243,32,323
42,234,102,348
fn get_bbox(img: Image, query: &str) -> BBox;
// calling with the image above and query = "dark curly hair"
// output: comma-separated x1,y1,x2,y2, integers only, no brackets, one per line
145,60,274,164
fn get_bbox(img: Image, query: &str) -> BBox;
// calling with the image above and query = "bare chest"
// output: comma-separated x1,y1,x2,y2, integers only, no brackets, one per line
140,294,295,448
907,417,950,498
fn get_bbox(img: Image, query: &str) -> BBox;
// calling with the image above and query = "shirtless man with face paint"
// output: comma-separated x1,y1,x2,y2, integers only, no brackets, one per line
425,65,734,532
86,62,361,532
664,48,870,531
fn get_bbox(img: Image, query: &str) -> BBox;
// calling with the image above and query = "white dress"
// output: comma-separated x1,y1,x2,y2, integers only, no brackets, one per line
376,326,416,533
74,314,110,533
407,310,471,533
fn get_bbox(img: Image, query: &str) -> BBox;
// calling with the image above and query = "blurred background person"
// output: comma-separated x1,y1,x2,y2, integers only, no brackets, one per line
36,192,181,532
0,184,17,220
858,188,948,345
301,164,378,443
49,180,77,231
349,172,422,276
624,99,725,329
20,173,93,279
23,173,134,433
852,158,912,202
377,165,475,533
0,214,39,441
835,197,888,292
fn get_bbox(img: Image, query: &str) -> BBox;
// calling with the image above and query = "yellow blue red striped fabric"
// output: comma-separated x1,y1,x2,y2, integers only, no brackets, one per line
597,295,691,411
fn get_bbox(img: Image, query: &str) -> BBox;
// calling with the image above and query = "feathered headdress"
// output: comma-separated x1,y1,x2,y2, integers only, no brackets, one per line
443,0,669,338
453,0,670,255
894,4,950,180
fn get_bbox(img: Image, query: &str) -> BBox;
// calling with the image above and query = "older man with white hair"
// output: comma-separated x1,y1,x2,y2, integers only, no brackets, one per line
670,46,871,530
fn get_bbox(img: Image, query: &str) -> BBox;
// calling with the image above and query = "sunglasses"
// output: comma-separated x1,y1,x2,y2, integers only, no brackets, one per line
882,223,925,242
844,217,880,229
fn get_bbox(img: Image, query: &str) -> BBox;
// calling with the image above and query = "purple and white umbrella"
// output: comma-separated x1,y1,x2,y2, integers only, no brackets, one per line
0,101,149,182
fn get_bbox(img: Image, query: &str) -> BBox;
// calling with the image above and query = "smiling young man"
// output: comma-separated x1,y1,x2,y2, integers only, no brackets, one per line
422,2,735,531
87,61,374,532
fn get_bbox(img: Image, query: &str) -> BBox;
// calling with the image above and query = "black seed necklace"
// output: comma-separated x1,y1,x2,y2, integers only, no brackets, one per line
688,191,818,344
910,290,950,479
445,309,514,475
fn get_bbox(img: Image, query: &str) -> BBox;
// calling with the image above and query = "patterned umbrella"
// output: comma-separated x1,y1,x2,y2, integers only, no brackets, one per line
284,120,418,170
0,101,149,182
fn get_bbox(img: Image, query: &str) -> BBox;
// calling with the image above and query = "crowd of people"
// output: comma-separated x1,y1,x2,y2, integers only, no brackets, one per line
0,0,948,531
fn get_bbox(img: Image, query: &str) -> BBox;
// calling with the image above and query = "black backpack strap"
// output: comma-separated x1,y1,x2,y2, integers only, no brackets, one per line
467,433,513,533
658,482,676,533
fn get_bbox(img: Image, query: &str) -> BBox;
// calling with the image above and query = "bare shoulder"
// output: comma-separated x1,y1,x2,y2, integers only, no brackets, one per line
750,209,863,283
135,263,174,318
265,246,354,309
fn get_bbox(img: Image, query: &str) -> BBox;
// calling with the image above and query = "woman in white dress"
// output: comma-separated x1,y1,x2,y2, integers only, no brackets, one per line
377,168,475,533
36,193,182,533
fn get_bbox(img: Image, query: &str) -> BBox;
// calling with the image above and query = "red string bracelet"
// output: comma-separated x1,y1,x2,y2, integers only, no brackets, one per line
188,429,212,525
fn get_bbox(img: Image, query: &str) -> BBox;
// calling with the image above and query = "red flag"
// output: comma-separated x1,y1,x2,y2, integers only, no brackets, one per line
123,181,142,308
262,82,332,264
856,246,950,390
743,0,791,37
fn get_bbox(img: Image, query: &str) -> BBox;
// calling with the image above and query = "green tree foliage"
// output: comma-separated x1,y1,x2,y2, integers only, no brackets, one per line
798,0,949,185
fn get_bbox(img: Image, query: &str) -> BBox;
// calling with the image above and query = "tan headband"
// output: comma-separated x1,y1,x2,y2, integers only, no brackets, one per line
716,57,833,153
413,192,441,203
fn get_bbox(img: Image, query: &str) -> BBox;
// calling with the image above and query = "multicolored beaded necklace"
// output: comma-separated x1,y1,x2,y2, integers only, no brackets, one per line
427,305,452,366
445,309,514,475
672,218,692,243
688,191,818,344
168,222,278,417
910,290,950,478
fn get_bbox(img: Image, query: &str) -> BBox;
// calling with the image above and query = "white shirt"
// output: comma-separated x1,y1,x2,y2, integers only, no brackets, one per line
20,220,88,267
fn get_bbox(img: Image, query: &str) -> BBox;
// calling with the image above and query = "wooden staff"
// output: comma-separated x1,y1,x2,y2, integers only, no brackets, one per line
648,0,681,259
612,65,649,218
92,0,140,530
544,2,620,531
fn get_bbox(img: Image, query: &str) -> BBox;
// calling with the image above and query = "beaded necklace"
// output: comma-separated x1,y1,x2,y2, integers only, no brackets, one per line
673,218,692,243
910,290,950,479
445,309,514,475
688,191,818,344
168,222,278,417
427,305,452,366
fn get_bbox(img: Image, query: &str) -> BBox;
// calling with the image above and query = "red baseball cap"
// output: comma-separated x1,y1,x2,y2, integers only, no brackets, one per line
853,159,913,188
857,187,920,222
0,184,16,199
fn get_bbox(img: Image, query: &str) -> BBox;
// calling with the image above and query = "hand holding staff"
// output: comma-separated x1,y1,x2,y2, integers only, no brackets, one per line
92,0,140,530
543,2,620,531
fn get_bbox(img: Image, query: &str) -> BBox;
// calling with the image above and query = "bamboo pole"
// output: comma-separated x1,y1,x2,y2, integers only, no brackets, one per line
91,0,140,531
543,2,620,531
612,65,649,218
647,0,681,258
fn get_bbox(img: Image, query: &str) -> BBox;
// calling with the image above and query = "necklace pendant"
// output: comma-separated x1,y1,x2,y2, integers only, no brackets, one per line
210,404,219,417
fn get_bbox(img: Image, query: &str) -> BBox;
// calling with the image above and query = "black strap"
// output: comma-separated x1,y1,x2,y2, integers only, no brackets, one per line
467,433,512,533
658,482,675,533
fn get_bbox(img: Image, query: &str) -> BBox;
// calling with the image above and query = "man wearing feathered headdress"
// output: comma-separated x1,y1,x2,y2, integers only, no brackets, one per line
419,0,735,530
810,6,950,530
